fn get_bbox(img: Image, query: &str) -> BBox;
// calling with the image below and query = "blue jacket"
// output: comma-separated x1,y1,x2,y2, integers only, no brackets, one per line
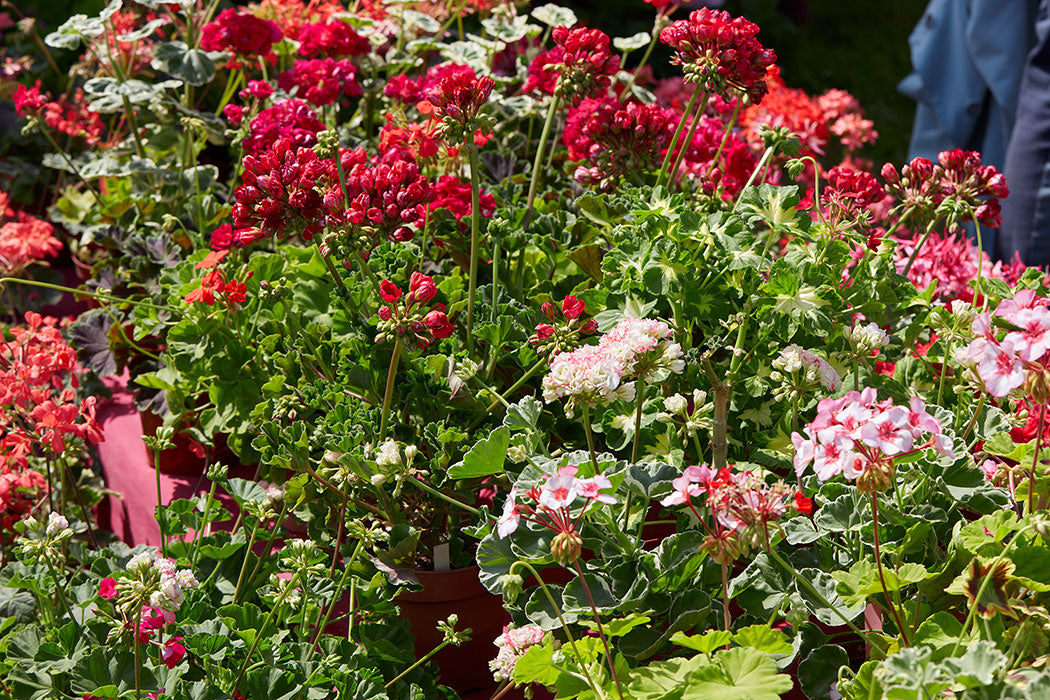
899,0,1037,171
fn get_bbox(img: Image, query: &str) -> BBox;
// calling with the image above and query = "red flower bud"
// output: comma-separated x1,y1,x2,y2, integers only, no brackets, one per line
793,491,813,514
534,323,555,341
424,309,454,339
561,295,585,319
541,302,556,320
409,271,437,303
378,305,392,320
581,320,598,335
379,280,402,302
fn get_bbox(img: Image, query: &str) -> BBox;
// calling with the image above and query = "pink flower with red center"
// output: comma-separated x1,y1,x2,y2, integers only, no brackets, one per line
538,465,579,509
976,339,1026,397
277,58,362,106
495,463,617,545
659,8,776,103
1004,306,1050,363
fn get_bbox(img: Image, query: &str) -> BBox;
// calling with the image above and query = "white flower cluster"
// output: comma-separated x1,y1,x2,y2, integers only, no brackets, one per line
845,321,890,356
126,551,199,613
489,625,545,682
771,344,842,392
46,512,70,538
542,317,684,416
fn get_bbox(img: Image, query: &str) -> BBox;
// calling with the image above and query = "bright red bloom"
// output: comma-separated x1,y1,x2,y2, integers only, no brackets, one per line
525,26,620,106
424,70,495,144
296,19,369,58
379,280,402,302
660,9,776,103
243,99,326,156
793,491,813,514
201,9,283,66
161,638,186,669
232,138,333,244
409,272,437,304
562,296,585,319
277,58,361,106
99,577,117,599
12,83,47,116
385,63,476,105
223,104,245,126
426,175,496,230
0,198,62,274
211,224,234,251
424,309,454,339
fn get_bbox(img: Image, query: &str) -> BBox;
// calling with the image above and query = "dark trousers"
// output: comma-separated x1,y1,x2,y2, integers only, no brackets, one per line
998,0,1050,265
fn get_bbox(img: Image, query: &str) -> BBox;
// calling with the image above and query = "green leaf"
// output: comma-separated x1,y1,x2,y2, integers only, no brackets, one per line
613,31,652,52
941,641,1007,688
797,645,848,700
1008,546,1050,591
531,3,578,27
151,41,218,86
581,613,651,639
448,427,510,478
671,630,732,655
627,657,708,700
682,647,794,700
511,639,560,686
732,625,793,655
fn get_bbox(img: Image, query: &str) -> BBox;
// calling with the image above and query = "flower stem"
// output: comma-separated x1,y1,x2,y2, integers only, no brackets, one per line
0,278,169,312
153,445,166,558
232,570,301,693
667,94,712,186
573,560,625,700
658,86,704,186
1029,402,1046,514
871,493,910,646
378,337,403,443
308,540,364,656
631,378,645,464
721,560,731,631
618,22,661,101
404,475,483,517
467,145,483,351
468,357,547,429
524,94,561,229
511,561,602,698
731,147,774,212
581,404,600,473
231,517,262,604
901,220,938,276
385,636,456,688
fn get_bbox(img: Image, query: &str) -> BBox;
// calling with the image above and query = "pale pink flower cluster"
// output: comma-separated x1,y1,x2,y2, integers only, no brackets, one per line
960,291,1050,397
542,317,684,415
126,550,200,614
490,625,545,682
497,465,616,539
792,389,953,486
771,344,841,391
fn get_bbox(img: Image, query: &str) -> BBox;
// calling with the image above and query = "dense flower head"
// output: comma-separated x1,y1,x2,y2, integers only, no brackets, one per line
232,138,333,245
740,75,827,157
296,19,369,57
423,70,495,145
564,98,675,190
660,464,809,562
374,273,453,349
894,229,1023,303
490,625,545,682
12,82,47,116
323,152,432,249
960,291,1050,398
0,195,62,274
201,9,283,66
248,0,346,37
824,166,885,209
674,113,757,195
770,344,842,400
243,99,326,156
385,63,476,105
378,114,443,162
526,26,620,106
792,389,952,494
659,9,776,103
542,317,683,415
277,58,362,106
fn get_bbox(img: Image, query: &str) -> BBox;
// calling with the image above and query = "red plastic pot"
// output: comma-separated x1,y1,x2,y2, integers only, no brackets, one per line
139,409,207,476
397,566,506,694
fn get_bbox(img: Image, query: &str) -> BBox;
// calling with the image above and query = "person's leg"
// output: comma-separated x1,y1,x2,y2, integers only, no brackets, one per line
998,0,1050,265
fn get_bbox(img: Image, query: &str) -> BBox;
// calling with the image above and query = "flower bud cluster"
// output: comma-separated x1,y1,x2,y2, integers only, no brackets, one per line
770,343,841,403
375,272,454,350
423,70,496,146
525,26,621,106
656,389,714,438
530,295,597,358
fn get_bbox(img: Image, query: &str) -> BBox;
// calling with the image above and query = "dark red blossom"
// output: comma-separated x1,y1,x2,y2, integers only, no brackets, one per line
277,58,362,106
201,9,283,66
525,26,620,106
385,63,475,105
426,175,496,230
296,19,369,58
243,99,326,156
423,70,495,144
232,139,333,244
660,8,776,103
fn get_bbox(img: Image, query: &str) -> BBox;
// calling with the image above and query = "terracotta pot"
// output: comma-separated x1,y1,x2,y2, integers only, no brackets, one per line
397,566,506,694
139,409,207,476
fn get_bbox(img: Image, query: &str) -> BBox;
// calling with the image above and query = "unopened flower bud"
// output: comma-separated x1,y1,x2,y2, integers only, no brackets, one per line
541,302,556,320
550,530,583,567
500,572,524,604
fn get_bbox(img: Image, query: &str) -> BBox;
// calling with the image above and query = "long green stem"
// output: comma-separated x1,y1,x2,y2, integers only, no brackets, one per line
192,479,219,567
1029,403,1046,514
231,518,262,604
731,147,774,212
581,404,600,473
618,23,661,101
308,541,364,656
232,570,301,692
658,86,704,186
950,529,1025,657
404,475,483,517
871,494,910,646
573,560,625,700
468,358,547,429
378,337,403,442
631,378,645,464
667,95,711,186
0,278,169,312
467,146,483,350
153,445,166,558
901,220,939,275
524,94,562,228
385,636,457,688
511,561,603,698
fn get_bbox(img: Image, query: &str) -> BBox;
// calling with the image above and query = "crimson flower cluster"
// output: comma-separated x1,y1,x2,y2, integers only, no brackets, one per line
232,138,332,245
295,19,369,58
661,464,811,563
526,26,621,106
0,313,103,530
427,175,497,230
323,151,432,251
422,71,496,145
375,273,454,349
818,165,886,249
660,9,776,103
277,58,362,106
242,98,326,156
565,99,675,190
14,83,106,146
881,148,1009,230
201,9,283,67
385,63,476,105
529,295,597,358
184,250,253,306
